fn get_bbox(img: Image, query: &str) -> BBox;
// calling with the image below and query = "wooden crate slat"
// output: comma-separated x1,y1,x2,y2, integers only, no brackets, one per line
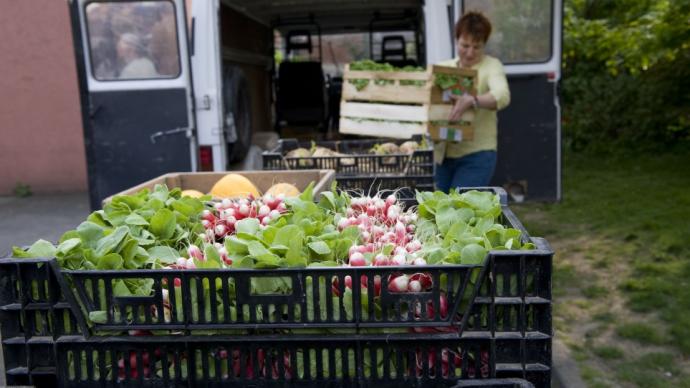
339,118,427,139
343,67,432,81
340,102,429,122
342,82,432,104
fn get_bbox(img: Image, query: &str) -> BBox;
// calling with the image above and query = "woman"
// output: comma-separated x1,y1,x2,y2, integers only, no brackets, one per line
435,11,510,193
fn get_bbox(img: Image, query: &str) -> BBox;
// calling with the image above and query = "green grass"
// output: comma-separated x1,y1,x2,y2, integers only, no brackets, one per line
513,150,690,355
615,352,690,388
616,322,666,345
592,345,625,360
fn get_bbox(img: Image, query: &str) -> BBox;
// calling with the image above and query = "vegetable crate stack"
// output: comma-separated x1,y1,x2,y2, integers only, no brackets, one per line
263,136,434,202
0,182,552,388
340,61,477,142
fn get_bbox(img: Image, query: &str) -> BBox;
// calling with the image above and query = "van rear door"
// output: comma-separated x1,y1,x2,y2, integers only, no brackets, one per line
69,0,195,209
459,0,562,201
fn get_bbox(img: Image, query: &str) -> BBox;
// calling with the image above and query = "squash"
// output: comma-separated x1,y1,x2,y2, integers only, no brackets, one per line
210,173,261,198
265,183,300,197
181,189,205,198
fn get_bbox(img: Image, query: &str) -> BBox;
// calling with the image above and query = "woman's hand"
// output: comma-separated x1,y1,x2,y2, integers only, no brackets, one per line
448,94,475,122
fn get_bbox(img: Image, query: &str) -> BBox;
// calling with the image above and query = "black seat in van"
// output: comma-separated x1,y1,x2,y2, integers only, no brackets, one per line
380,35,417,68
275,30,327,130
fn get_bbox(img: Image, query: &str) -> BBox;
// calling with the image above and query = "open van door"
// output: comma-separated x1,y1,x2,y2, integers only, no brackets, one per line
69,0,195,209
458,0,563,202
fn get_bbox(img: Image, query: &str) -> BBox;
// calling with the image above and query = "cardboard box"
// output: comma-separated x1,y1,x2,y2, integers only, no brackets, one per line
103,170,336,205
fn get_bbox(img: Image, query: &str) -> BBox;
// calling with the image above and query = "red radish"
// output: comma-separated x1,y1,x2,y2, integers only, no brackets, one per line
408,280,422,292
186,258,196,269
276,202,287,212
406,240,422,252
361,231,371,242
238,203,250,216
349,252,366,266
373,254,389,266
412,257,427,266
391,254,406,266
214,202,223,210
344,275,353,289
260,216,271,225
366,206,376,216
202,209,215,222
201,219,212,229
268,209,281,219
386,205,400,222
338,218,349,230
221,198,232,208
174,278,182,287
385,194,397,207
188,245,204,261
176,257,188,268
410,273,433,290
388,274,409,292
258,205,270,217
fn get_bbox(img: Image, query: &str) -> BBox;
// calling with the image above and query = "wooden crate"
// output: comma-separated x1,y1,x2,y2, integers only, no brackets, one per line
339,65,477,141
103,170,336,205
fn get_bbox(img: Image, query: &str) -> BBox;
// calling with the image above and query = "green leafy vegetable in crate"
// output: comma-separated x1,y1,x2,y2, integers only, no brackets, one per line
13,182,532,332
434,73,474,94
348,60,426,91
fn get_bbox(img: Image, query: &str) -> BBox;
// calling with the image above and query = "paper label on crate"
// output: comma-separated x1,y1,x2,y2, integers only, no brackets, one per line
439,127,463,142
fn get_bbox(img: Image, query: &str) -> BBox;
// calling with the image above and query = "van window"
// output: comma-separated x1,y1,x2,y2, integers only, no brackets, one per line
463,0,553,64
321,33,370,76
85,1,181,80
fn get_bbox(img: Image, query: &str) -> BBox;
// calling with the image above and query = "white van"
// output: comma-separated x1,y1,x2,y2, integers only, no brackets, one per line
69,0,562,208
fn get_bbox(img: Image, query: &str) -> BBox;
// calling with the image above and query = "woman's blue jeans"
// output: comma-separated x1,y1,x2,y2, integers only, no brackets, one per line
435,150,497,193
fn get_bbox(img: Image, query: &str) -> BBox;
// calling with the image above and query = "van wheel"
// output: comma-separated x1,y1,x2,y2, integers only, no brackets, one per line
223,66,252,164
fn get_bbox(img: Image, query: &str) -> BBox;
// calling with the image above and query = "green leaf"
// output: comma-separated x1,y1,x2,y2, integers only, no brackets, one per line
147,246,180,264
97,253,123,270
273,225,301,247
77,221,105,249
95,226,128,257
11,239,56,258
285,237,306,267
200,245,222,269
307,261,339,267
460,243,487,265
435,205,457,235
225,236,249,255
89,311,108,324
248,241,280,268
236,218,260,237
57,238,82,256
124,213,149,226
170,199,196,218
150,209,176,240
308,241,331,256
86,211,109,227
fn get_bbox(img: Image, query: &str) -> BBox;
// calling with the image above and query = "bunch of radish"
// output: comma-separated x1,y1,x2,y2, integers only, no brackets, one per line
199,193,287,243
338,193,424,268
215,347,293,379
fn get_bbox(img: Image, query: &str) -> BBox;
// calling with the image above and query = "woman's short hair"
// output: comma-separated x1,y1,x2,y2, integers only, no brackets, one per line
455,11,492,43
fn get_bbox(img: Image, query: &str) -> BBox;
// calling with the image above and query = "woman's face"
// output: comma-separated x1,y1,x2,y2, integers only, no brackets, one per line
457,34,485,68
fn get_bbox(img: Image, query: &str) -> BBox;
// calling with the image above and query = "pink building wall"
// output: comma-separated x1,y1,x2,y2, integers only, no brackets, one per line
0,1,87,195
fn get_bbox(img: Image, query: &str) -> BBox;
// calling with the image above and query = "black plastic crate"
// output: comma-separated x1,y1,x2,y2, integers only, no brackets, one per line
53,334,546,387
262,137,435,197
1,188,553,388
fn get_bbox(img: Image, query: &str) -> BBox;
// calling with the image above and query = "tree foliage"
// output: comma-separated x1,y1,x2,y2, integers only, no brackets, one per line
562,0,690,151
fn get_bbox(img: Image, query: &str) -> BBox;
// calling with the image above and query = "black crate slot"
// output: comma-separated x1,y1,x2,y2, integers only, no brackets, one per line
63,264,486,333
